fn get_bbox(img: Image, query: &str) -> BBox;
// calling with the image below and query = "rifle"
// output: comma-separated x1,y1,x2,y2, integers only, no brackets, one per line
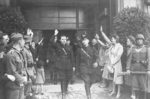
117,71,147,77
118,71,150,93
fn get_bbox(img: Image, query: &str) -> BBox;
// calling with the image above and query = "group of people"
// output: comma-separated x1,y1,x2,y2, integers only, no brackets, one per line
0,31,46,99
0,26,150,99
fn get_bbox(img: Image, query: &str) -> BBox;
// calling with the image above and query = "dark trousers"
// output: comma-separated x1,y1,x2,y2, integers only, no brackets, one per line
132,74,147,91
58,68,73,95
49,62,57,84
81,73,96,98
24,82,32,96
6,87,24,99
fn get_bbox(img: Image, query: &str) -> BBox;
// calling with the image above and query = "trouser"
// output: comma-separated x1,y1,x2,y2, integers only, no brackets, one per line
6,87,24,99
58,68,73,96
81,73,97,99
24,82,32,96
49,62,58,84
132,74,148,99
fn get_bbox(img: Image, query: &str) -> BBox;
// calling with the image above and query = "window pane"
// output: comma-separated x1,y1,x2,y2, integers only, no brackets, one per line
59,18,76,23
59,24,76,29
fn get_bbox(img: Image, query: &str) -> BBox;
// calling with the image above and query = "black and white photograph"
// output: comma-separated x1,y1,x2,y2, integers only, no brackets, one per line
0,0,150,99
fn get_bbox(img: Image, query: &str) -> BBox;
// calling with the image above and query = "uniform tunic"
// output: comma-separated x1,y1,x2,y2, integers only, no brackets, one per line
76,45,97,84
50,35,75,80
110,43,123,84
127,45,150,91
5,47,27,99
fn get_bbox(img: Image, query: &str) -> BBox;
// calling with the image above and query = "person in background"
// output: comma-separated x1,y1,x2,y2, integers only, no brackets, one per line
100,26,123,98
95,33,113,92
66,37,75,84
36,38,45,61
125,35,135,99
23,35,36,96
46,36,58,84
5,33,27,99
127,34,150,99
35,60,45,95
76,36,98,99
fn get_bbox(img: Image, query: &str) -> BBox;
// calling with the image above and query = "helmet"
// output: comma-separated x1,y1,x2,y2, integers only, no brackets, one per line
136,34,145,40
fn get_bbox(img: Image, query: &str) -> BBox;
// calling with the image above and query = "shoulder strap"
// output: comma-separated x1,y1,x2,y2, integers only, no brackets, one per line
81,48,91,59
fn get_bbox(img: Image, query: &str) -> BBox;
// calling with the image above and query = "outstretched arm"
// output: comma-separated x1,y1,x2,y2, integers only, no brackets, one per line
100,26,111,45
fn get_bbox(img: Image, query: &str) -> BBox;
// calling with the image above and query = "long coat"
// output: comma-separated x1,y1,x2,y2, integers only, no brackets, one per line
50,35,75,70
110,43,123,84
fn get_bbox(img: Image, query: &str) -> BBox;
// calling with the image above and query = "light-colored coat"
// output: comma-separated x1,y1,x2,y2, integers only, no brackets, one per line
110,43,123,84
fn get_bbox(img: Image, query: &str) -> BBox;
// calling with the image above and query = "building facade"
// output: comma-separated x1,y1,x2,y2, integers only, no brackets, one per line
1,0,150,41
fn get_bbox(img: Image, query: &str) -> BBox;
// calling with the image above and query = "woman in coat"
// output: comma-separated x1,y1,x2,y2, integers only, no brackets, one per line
100,26,123,98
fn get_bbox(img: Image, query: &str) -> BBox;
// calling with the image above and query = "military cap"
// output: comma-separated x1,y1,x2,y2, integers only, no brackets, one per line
11,33,23,42
136,34,145,40
128,35,135,43
24,35,32,42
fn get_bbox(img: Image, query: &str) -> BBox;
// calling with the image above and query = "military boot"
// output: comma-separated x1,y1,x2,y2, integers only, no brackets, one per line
85,84,91,99
61,81,66,99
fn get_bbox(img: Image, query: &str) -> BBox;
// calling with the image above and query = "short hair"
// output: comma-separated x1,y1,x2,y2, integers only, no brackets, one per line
128,35,135,44
110,34,119,43
61,35,67,38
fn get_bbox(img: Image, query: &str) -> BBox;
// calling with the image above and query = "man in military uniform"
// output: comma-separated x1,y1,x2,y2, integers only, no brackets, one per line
127,34,150,99
23,35,36,96
46,37,58,84
5,33,27,99
76,36,98,99
50,30,75,99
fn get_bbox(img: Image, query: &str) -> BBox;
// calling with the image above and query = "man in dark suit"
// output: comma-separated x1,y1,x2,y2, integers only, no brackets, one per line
50,30,75,99
76,36,98,99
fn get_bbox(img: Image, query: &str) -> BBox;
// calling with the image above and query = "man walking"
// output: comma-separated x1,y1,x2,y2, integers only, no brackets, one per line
50,30,75,99
76,36,98,99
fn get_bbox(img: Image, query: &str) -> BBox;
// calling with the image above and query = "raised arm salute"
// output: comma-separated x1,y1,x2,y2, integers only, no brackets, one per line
50,30,75,99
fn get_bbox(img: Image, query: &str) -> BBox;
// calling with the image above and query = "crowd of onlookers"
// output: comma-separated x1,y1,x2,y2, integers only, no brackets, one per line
0,26,150,99
0,30,46,99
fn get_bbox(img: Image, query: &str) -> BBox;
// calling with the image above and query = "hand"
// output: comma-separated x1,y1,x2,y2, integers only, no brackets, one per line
22,76,27,82
126,70,130,75
36,58,38,61
95,34,100,40
93,62,98,68
73,67,75,72
54,29,59,35
147,71,150,75
5,74,15,82
46,60,49,63
100,26,103,32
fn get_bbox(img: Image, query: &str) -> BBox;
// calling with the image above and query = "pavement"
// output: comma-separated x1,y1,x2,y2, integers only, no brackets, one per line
27,67,131,99
28,76,131,99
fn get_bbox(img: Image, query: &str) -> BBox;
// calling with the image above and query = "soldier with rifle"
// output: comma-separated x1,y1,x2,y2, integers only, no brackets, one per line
126,34,150,99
